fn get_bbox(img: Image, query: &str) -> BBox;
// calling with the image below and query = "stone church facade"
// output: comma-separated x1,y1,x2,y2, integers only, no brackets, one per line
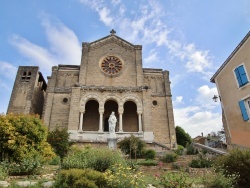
7,31,176,148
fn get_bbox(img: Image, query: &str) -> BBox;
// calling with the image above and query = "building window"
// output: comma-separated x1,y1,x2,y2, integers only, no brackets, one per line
100,56,123,76
152,100,158,106
21,71,31,81
234,64,249,87
62,98,68,104
239,99,250,121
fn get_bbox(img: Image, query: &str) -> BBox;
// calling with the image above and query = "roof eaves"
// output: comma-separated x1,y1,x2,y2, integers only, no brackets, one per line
210,31,250,83
89,34,136,47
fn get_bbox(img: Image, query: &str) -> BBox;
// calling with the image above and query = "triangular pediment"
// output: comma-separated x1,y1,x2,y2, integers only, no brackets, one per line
89,34,139,51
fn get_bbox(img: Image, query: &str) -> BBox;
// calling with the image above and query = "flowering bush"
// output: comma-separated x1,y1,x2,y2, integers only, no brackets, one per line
214,148,250,187
0,114,55,175
104,163,147,188
53,168,107,188
154,171,192,188
62,147,126,172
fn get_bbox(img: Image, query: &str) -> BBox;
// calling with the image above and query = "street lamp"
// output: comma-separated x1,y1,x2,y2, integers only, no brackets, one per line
212,95,219,102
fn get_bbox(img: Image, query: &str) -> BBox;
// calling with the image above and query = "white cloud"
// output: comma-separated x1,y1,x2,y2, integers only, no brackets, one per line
196,85,219,109
99,7,113,26
79,0,215,79
173,96,184,106
174,106,222,138
143,50,160,67
10,16,81,76
41,16,81,64
0,61,17,80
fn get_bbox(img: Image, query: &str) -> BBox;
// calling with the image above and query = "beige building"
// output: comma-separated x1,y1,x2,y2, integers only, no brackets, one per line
211,31,250,148
8,30,176,148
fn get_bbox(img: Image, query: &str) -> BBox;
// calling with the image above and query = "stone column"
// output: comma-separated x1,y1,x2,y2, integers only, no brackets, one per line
98,108,104,132
78,112,84,131
118,109,123,132
119,112,123,132
137,111,142,132
99,112,104,132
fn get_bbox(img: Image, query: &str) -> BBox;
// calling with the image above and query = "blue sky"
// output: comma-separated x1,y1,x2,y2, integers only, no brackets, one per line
0,0,249,137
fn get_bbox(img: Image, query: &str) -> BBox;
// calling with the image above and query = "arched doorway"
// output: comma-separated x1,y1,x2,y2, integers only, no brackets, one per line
104,100,118,132
82,100,99,131
123,101,138,132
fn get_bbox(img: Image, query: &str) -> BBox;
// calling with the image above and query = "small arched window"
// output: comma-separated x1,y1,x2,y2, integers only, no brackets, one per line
21,72,27,80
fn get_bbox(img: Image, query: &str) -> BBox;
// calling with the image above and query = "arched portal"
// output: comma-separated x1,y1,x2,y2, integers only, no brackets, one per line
82,100,99,131
104,100,118,132
123,101,138,132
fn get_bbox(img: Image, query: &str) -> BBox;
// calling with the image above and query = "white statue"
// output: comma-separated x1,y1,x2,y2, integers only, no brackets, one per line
108,111,117,133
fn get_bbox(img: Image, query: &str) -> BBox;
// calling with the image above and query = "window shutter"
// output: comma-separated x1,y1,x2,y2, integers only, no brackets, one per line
239,100,249,121
234,68,243,86
238,65,248,86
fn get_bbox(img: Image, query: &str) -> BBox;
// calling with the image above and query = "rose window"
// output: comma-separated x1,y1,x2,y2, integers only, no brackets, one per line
101,56,123,75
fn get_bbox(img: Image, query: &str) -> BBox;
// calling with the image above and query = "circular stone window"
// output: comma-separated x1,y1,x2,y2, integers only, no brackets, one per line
152,100,158,106
62,98,68,104
100,56,123,76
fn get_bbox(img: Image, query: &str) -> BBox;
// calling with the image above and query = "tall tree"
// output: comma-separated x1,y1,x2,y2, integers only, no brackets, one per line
175,126,192,147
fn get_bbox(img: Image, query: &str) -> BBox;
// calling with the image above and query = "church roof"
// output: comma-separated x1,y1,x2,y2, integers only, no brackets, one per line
210,31,250,83
88,29,140,49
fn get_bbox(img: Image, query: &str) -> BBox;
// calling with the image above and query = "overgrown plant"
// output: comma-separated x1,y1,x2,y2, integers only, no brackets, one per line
62,147,126,172
189,155,213,168
161,153,177,163
186,144,198,155
214,148,250,187
154,171,192,188
118,135,146,159
144,149,156,160
47,127,70,162
173,145,184,155
0,165,7,180
104,163,147,188
202,170,235,188
0,114,55,175
54,168,107,188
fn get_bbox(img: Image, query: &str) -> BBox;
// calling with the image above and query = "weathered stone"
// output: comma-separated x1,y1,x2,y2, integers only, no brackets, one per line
0,181,9,187
7,31,176,148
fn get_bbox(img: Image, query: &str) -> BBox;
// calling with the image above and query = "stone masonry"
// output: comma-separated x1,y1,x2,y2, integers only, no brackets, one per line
7,31,177,148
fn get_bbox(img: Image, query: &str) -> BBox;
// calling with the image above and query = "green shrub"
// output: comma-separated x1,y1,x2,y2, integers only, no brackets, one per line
118,135,146,159
137,159,158,166
214,148,250,187
175,126,192,147
61,147,88,170
202,170,235,188
155,171,192,188
189,157,212,168
48,155,60,165
53,168,107,188
161,153,177,163
62,147,126,172
186,144,198,155
47,127,70,161
0,164,7,180
104,163,147,188
0,114,55,175
173,145,184,155
144,149,156,160
172,162,181,170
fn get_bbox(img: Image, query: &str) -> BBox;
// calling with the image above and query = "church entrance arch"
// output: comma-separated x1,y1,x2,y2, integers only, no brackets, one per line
82,100,99,131
104,100,118,132
123,101,138,132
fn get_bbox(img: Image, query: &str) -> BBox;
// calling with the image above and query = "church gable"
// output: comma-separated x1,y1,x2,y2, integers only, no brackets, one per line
89,30,136,52
79,31,143,88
